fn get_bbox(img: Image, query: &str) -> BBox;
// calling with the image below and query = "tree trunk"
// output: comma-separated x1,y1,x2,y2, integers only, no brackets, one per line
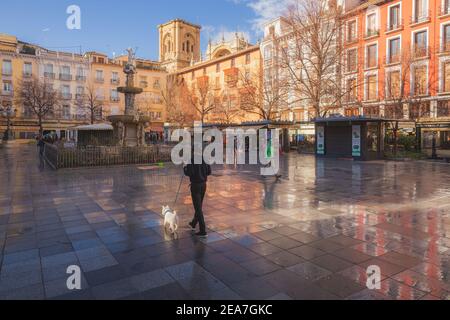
38,116,43,136
393,121,399,157
91,110,95,125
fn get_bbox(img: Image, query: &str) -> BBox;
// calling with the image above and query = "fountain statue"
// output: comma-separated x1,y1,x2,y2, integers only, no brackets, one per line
108,48,151,147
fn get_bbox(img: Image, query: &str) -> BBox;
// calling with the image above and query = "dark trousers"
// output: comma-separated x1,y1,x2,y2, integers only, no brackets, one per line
190,182,207,233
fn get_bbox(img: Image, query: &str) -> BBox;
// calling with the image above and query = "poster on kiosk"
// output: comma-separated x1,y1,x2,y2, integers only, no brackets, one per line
352,125,361,157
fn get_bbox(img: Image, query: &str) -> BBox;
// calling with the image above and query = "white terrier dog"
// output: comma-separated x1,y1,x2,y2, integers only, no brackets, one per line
161,205,179,234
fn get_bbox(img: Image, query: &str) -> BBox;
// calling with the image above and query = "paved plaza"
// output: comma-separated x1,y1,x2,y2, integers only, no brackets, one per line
0,143,449,300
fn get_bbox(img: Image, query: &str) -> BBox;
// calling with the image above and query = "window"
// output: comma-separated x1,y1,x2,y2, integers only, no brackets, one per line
153,78,161,89
414,31,428,57
111,89,119,101
216,63,220,73
347,20,357,42
346,78,357,102
61,66,70,75
215,77,220,89
443,0,450,15
347,49,357,72
76,67,85,80
443,24,450,52
388,5,401,30
60,66,71,80
62,105,71,119
438,101,450,117
387,71,401,98
191,71,195,80
2,60,12,75
44,64,53,74
366,44,378,68
388,38,401,63
245,53,251,64
23,63,32,76
76,86,84,99
264,45,272,61
140,76,148,88
366,75,377,100
366,13,378,37
410,102,430,118
414,65,428,95
3,81,12,94
61,85,71,99
96,70,104,81
231,58,235,68
414,0,428,22
444,61,450,92
112,72,119,81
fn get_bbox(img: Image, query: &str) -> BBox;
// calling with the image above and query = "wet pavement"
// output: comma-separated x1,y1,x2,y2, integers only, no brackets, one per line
0,142,449,300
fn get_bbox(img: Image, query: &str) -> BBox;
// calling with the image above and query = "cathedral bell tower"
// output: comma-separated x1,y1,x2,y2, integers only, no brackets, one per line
158,19,201,72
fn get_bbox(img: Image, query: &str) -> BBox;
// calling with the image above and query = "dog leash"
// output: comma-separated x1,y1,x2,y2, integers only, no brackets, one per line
173,174,184,206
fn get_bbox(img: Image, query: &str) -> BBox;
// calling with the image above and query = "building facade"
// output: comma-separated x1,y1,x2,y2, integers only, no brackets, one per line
0,34,166,139
342,0,450,151
173,33,262,125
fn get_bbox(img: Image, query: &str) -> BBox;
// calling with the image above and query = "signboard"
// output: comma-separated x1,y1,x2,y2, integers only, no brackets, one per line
316,126,325,155
352,125,361,157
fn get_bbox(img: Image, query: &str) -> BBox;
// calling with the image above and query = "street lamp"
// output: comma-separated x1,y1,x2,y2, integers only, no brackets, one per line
0,105,17,141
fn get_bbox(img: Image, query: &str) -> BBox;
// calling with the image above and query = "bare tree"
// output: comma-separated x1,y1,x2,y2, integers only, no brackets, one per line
211,89,242,124
383,46,436,154
162,75,196,128
75,81,103,124
281,0,347,118
187,75,216,124
16,76,60,135
239,68,289,121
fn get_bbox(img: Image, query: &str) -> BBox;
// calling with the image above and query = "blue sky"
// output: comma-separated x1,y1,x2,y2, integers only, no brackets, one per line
0,0,284,61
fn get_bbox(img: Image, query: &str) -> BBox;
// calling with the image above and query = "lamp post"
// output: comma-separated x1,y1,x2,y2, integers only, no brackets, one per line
1,105,17,141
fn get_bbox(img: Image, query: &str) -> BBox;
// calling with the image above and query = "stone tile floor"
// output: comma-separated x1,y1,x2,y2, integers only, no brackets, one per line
0,143,449,300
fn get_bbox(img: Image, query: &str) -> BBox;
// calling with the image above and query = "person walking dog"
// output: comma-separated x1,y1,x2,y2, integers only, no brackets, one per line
184,152,211,238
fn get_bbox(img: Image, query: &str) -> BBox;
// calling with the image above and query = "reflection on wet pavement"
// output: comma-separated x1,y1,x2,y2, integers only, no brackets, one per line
0,144,449,300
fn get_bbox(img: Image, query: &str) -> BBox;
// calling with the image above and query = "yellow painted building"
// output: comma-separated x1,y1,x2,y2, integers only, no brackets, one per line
1,18,265,139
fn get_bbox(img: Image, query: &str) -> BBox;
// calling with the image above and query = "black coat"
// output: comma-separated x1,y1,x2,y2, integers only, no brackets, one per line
184,163,212,184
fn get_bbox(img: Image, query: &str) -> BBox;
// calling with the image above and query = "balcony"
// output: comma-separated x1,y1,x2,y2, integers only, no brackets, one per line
76,75,86,82
75,94,85,100
61,93,72,100
140,81,148,88
59,73,72,81
44,72,55,79
110,97,120,102
1,90,13,96
385,20,404,33
364,29,380,39
410,11,431,26
95,77,104,83
23,72,32,78
2,69,12,76
412,46,429,59
111,78,120,85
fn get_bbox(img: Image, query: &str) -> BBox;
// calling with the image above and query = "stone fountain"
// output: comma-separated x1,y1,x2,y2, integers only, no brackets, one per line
108,48,151,147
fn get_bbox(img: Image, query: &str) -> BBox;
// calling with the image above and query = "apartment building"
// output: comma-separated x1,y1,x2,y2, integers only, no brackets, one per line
85,52,167,134
165,19,262,124
0,34,166,139
342,0,450,151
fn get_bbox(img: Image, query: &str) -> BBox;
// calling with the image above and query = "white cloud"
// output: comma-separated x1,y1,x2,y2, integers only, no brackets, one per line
228,0,293,34
202,25,251,45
